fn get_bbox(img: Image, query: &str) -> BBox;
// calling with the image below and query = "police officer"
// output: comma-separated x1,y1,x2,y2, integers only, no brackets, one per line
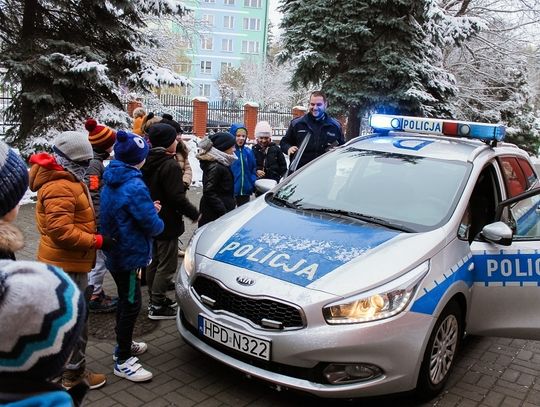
280,90,344,172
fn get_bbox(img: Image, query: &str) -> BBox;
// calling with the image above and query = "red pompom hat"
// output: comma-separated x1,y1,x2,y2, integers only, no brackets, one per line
85,118,116,151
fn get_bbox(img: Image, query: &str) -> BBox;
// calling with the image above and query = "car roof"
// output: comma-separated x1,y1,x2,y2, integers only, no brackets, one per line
347,131,526,163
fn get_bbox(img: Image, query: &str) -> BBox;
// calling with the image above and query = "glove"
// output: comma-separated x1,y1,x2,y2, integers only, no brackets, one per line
101,235,117,251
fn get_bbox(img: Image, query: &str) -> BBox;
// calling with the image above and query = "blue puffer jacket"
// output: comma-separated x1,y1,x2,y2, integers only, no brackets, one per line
100,160,164,271
230,123,257,197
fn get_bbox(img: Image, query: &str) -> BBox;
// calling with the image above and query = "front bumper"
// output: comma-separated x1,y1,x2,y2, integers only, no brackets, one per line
176,265,435,398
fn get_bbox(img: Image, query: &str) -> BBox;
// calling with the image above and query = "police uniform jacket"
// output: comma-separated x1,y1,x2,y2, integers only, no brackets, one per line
280,113,344,169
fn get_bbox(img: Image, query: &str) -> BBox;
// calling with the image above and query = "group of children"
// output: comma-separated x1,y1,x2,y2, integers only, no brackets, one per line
0,111,287,405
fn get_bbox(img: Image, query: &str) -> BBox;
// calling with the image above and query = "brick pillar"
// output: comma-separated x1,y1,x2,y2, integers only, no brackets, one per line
192,97,209,138
244,102,259,140
292,106,307,119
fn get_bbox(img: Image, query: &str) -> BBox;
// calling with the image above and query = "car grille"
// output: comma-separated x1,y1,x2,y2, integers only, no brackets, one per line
192,276,304,329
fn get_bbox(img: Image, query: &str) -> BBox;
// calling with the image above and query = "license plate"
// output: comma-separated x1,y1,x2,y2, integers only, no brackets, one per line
198,315,271,361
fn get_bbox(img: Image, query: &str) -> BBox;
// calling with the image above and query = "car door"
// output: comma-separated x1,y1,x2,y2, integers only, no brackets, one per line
467,182,540,339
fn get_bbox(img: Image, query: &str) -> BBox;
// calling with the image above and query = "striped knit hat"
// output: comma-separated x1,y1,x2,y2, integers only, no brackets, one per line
85,118,116,151
0,141,29,218
0,260,86,380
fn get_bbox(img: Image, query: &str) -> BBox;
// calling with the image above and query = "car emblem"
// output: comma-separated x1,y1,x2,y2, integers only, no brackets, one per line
236,276,255,286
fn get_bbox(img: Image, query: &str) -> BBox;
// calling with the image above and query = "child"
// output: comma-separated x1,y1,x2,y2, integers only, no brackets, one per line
132,107,146,136
230,123,257,206
252,121,287,184
85,118,118,313
0,260,87,406
100,130,164,381
0,140,29,260
29,131,109,390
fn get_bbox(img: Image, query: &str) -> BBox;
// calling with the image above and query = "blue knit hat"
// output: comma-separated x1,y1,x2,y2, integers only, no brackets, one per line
114,130,149,165
0,260,86,380
0,141,29,218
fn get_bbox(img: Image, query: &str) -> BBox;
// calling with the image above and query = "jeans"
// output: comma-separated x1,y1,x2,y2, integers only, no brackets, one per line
88,250,108,296
65,272,89,372
111,269,142,362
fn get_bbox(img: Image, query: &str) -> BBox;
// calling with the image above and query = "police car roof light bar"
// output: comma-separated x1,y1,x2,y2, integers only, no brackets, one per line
369,114,505,143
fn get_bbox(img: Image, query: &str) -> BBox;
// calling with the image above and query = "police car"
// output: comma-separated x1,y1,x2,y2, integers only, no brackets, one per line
176,114,540,399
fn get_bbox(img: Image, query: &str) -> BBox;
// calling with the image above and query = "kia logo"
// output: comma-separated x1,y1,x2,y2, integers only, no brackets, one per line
236,276,255,286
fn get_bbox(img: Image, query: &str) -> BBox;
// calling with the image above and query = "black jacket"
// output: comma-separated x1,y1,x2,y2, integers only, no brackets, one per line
252,142,287,183
142,148,199,239
198,158,235,227
280,113,344,170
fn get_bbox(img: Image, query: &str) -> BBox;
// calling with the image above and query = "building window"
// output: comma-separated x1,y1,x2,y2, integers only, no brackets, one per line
203,0,215,3
221,62,233,72
221,39,233,52
224,0,234,4
201,36,213,50
243,0,261,7
241,40,259,54
199,84,211,97
174,62,191,74
202,14,215,26
200,61,212,74
223,15,234,29
243,17,260,30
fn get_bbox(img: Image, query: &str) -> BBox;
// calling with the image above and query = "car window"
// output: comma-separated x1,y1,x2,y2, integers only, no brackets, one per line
499,157,527,198
500,192,540,239
517,157,538,189
274,147,471,231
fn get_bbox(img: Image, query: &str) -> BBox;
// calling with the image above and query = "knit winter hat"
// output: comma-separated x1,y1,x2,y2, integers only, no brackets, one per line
209,131,236,152
0,141,29,218
114,130,149,165
254,121,272,138
160,118,183,135
53,131,94,162
0,260,86,380
147,123,177,149
85,118,117,151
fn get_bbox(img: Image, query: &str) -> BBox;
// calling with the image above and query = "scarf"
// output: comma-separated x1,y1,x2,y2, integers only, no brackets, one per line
197,147,237,167
54,154,87,181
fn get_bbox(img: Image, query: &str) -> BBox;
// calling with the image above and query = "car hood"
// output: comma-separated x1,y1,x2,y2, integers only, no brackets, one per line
195,197,447,297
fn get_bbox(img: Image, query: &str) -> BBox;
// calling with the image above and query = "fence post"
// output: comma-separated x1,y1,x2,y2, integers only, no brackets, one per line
192,97,209,138
244,102,259,140
292,106,307,119
127,98,143,118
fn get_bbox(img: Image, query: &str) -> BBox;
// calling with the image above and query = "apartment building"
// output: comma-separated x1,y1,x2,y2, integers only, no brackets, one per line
178,0,270,100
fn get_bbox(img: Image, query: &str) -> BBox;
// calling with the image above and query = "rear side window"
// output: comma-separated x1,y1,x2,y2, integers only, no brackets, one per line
516,157,538,188
500,157,527,198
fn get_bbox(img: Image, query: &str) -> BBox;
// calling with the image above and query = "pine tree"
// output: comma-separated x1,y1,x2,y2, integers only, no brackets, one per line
0,0,189,146
277,0,482,139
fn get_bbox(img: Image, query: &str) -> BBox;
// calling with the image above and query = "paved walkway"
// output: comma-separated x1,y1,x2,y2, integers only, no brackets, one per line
14,190,540,407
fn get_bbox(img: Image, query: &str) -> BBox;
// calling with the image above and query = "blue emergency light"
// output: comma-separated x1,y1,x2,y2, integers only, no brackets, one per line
369,114,505,142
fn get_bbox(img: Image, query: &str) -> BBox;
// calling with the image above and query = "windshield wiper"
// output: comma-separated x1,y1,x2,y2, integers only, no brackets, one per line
269,194,300,209
299,207,416,233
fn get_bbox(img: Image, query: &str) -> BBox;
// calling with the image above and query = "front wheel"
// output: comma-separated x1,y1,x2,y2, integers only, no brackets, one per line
416,300,463,400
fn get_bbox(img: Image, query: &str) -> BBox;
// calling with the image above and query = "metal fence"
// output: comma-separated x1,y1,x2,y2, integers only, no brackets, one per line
0,80,16,137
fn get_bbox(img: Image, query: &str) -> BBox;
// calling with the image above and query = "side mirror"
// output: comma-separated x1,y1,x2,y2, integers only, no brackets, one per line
254,179,277,194
480,221,513,246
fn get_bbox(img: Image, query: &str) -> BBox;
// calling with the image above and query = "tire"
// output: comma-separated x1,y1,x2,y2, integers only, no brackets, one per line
416,300,463,399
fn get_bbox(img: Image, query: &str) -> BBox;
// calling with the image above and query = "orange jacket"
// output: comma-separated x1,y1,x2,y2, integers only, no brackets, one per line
133,116,144,136
29,153,99,273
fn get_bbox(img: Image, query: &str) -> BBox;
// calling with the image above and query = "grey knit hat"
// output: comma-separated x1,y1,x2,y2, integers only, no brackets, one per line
0,260,86,380
53,131,93,162
0,141,29,218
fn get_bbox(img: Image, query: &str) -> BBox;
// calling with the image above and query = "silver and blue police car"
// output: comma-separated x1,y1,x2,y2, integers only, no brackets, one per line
176,114,540,399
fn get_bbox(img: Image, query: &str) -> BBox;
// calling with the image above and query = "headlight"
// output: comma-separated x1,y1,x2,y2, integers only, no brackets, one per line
323,261,429,324
182,226,206,278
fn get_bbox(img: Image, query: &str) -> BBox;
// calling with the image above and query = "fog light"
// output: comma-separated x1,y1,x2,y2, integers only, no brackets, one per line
323,363,383,384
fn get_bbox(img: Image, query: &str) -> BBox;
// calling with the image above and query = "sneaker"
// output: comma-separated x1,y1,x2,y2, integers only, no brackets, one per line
113,341,148,361
161,297,178,308
62,370,107,390
148,304,177,320
114,357,153,382
89,291,118,313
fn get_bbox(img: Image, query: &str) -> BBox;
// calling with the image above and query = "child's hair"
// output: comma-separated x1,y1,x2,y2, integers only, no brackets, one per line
133,107,146,118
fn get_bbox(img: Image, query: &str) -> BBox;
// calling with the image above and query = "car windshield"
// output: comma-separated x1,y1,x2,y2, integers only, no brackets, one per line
272,147,471,232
